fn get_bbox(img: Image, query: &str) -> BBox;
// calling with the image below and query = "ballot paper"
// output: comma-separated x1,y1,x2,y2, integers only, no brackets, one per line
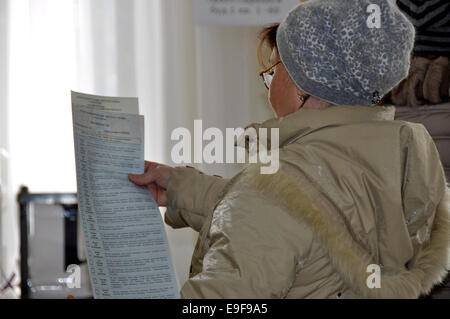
71,91,179,299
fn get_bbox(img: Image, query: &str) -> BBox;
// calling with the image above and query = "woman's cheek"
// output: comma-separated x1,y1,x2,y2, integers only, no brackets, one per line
269,74,281,106
268,84,278,111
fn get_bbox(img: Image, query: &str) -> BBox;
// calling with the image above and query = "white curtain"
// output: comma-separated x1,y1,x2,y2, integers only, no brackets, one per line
2,0,273,296
0,0,17,299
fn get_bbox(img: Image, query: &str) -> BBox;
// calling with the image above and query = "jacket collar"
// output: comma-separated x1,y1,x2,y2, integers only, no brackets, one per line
241,105,396,149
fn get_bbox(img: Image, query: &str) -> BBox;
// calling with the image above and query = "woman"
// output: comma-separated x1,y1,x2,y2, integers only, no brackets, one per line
130,0,450,298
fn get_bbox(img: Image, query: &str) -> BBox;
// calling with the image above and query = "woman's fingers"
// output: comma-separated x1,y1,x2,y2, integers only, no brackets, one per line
130,163,174,188
147,183,167,206
129,169,156,185
129,162,172,206
132,162,162,185
157,185,167,207
144,161,159,173
148,183,159,203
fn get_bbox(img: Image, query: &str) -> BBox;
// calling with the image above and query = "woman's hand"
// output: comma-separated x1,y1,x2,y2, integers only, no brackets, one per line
128,161,174,207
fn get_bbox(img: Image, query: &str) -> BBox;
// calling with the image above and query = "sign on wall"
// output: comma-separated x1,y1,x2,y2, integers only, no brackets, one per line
194,0,303,26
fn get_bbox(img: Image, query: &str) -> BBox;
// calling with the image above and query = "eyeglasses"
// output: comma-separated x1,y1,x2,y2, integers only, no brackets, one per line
259,61,281,90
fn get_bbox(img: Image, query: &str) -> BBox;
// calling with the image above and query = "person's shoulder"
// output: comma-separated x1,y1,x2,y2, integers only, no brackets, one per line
392,118,428,130
392,119,434,144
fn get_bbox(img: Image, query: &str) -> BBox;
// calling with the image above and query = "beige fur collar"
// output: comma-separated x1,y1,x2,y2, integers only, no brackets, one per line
242,165,450,298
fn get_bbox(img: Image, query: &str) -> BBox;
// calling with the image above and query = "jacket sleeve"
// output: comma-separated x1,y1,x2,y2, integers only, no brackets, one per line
179,181,314,298
400,123,447,238
165,166,230,232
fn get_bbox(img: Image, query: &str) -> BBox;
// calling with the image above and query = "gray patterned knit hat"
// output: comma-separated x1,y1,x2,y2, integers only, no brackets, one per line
276,0,416,106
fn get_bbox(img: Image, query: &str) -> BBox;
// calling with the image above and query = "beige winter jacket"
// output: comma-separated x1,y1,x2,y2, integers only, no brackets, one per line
165,105,450,299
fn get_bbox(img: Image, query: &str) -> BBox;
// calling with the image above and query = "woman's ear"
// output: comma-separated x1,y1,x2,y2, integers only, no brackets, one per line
295,87,308,109
303,95,331,109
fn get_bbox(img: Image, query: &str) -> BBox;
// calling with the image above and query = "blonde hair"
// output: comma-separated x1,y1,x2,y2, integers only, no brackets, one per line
257,24,279,68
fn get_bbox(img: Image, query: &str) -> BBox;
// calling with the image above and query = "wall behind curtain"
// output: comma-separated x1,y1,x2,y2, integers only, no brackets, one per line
4,0,273,291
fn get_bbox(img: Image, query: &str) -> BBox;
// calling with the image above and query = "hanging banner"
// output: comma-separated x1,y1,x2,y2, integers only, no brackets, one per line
194,0,303,26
